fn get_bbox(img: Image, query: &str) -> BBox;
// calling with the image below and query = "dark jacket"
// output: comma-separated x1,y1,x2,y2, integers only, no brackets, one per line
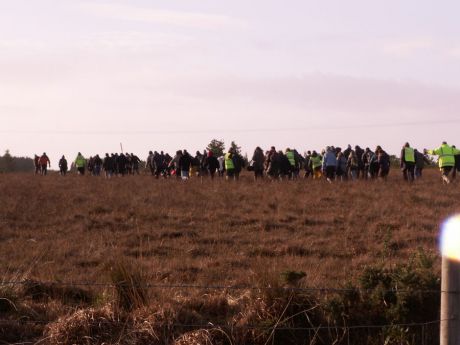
232,154,244,173
93,156,103,166
278,152,292,175
117,154,127,170
153,153,163,170
251,149,265,170
179,153,192,171
205,156,219,171
377,151,390,170
415,151,430,169
103,156,115,170
355,147,364,167
59,158,68,169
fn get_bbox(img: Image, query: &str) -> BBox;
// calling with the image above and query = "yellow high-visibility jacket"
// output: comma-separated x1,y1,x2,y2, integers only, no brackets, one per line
428,144,460,168
224,153,234,170
75,155,86,168
286,151,296,167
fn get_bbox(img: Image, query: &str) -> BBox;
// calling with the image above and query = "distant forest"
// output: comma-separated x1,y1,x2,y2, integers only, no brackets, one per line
0,150,34,173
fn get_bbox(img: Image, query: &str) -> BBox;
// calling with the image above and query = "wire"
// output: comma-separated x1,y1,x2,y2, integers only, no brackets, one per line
0,119,459,136
0,280,441,294
0,319,444,331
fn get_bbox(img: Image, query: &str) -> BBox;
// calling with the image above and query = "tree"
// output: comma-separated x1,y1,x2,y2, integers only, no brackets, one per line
230,141,242,155
0,150,14,172
207,139,225,157
0,150,34,173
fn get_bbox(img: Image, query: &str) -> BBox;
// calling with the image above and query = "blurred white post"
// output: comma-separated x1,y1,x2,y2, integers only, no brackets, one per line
441,256,460,345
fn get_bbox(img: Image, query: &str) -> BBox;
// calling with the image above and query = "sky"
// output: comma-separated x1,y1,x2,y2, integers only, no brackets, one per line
1,0,460,163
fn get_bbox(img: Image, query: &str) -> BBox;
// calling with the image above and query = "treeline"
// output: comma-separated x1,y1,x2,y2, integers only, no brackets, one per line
0,150,34,173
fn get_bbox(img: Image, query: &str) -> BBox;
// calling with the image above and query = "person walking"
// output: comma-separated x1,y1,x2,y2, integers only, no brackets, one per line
336,150,348,181
103,153,114,178
285,148,297,179
362,148,373,179
355,145,365,179
169,150,183,179
125,154,132,175
303,151,312,178
343,145,352,159
117,153,127,176
74,152,86,175
347,150,359,180
34,155,40,175
146,151,155,175
369,148,381,179
153,151,164,179
93,155,103,176
414,149,430,179
58,155,68,176
38,152,51,175
453,146,460,180
310,151,323,179
278,150,291,180
179,150,192,180
266,146,280,179
190,152,201,177
425,142,460,184
251,146,265,180
204,151,219,179
163,152,172,177
232,151,244,180
130,153,141,175
293,149,303,179
217,155,225,177
192,151,203,177
224,148,236,180
322,147,337,183
376,146,390,180
400,142,416,182
87,156,94,176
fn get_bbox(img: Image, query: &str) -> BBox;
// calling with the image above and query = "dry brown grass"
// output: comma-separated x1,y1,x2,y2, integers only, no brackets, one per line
0,170,457,344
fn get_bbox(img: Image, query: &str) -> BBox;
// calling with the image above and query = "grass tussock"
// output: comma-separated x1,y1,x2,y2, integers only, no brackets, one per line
45,305,166,345
109,261,149,312
22,279,94,305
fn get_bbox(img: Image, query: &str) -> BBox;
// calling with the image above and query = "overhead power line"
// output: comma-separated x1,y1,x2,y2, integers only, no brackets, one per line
0,119,459,136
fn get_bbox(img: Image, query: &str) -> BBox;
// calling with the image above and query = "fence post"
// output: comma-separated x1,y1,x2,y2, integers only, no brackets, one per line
440,256,460,345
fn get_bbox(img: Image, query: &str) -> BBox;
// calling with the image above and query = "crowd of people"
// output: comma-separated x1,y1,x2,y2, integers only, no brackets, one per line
33,141,460,184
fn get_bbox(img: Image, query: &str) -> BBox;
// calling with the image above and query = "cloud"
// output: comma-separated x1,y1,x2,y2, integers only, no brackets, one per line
449,47,460,58
382,37,434,58
78,2,246,29
175,73,460,119
79,31,195,52
0,39,46,54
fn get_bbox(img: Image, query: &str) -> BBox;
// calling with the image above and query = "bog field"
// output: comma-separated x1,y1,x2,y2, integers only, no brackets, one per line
0,171,458,344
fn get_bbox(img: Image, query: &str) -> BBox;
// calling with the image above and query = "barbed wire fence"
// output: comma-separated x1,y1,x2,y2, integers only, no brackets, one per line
0,280,443,293
0,279,442,345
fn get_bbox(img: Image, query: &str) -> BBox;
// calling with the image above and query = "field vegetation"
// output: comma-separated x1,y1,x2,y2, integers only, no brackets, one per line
0,170,458,344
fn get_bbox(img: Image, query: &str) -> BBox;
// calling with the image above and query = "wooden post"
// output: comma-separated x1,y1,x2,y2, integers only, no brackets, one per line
441,256,460,345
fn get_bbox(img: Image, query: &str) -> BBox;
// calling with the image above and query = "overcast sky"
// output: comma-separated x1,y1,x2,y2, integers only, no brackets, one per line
1,0,459,163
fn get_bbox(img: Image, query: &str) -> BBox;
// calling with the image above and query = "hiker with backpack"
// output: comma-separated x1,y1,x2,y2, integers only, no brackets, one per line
58,155,68,176
38,153,51,175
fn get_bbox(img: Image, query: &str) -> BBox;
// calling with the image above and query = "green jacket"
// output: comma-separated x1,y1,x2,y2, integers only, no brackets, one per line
75,155,86,168
310,155,322,169
286,151,296,167
224,153,234,170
